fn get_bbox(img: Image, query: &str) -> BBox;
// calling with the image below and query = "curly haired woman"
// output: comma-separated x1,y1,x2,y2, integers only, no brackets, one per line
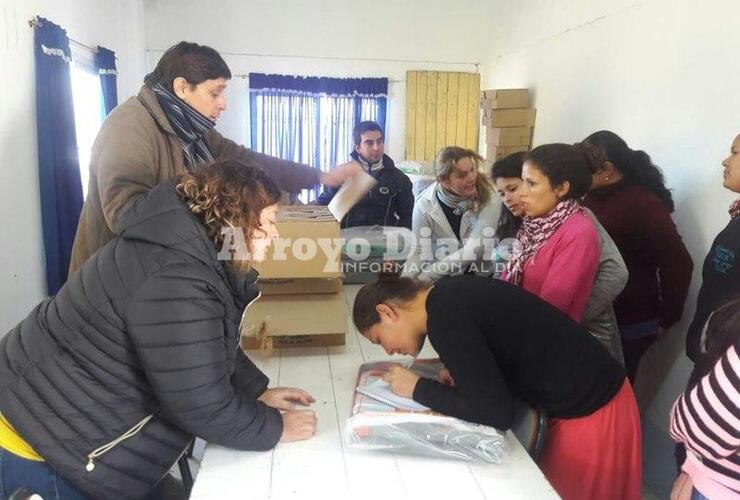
0,160,316,499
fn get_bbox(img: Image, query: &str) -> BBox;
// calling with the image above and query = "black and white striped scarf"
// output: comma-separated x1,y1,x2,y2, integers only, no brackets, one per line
152,83,215,169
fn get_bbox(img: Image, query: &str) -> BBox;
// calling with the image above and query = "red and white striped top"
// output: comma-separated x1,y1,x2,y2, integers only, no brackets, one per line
670,343,740,499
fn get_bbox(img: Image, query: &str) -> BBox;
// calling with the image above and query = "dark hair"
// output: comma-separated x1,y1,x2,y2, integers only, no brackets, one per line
145,41,231,91
694,298,740,381
352,274,428,333
524,143,603,200
176,159,280,270
490,152,526,239
353,121,384,146
583,130,674,212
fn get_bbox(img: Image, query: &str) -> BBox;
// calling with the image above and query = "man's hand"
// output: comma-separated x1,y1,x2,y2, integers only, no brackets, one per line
258,387,315,411
437,368,456,387
382,365,420,399
320,161,364,187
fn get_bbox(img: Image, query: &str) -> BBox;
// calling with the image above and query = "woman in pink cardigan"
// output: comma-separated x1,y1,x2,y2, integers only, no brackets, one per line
505,143,602,321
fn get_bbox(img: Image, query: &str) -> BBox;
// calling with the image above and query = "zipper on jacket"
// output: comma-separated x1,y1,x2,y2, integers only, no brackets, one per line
237,290,262,350
85,414,153,472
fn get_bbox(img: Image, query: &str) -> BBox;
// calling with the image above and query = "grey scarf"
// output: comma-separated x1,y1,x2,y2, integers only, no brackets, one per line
435,183,475,215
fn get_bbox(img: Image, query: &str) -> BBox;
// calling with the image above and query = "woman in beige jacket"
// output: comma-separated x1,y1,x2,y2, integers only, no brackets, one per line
70,41,359,273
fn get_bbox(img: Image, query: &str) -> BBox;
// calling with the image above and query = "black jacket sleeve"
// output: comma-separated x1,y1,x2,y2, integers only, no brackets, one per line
394,176,415,229
231,350,270,397
316,186,338,206
125,264,282,451
412,313,515,430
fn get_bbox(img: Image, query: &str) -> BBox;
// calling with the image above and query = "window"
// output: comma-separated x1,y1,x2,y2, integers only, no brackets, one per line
249,74,388,202
70,47,105,199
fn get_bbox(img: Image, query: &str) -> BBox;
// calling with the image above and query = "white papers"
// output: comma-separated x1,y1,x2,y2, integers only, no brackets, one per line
327,170,377,221
356,378,430,411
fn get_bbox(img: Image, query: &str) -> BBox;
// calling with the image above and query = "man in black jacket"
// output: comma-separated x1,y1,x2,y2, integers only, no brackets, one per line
318,121,414,229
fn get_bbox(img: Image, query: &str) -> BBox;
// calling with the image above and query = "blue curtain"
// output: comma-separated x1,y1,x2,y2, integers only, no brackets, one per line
33,17,83,295
249,73,388,201
96,45,117,115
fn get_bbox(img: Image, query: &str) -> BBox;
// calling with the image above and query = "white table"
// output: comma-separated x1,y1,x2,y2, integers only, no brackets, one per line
190,285,559,500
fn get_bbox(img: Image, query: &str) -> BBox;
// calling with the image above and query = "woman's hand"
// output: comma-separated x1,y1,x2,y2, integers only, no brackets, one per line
320,161,364,187
670,472,693,500
437,368,456,387
279,410,317,442
382,365,420,398
259,387,315,411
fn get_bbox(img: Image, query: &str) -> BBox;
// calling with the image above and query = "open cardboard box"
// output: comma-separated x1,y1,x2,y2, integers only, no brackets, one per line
252,206,342,279
241,287,347,349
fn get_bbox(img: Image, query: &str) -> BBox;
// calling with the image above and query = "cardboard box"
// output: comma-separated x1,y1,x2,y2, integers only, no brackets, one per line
252,206,341,279
485,126,532,147
480,89,529,109
486,144,530,161
241,289,347,349
258,278,342,296
481,108,536,127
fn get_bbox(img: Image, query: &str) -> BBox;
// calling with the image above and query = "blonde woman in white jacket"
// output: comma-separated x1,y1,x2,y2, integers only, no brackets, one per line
403,147,501,282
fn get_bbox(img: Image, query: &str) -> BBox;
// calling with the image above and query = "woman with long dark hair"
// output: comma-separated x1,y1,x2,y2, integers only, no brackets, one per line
0,160,317,499
491,152,627,361
352,274,642,500
582,131,693,382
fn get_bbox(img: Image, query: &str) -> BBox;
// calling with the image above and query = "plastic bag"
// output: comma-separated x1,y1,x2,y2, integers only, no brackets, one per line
340,226,414,259
345,360,509,463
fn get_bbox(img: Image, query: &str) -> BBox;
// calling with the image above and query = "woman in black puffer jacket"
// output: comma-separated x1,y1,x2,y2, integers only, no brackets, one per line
0,160,317,500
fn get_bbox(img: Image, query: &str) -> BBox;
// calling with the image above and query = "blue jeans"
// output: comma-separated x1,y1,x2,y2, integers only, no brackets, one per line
0,448,89,499
691,487,710,500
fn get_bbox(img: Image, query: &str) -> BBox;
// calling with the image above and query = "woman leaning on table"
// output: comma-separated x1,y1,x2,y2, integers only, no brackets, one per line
0,160,316,500
352,274,642,500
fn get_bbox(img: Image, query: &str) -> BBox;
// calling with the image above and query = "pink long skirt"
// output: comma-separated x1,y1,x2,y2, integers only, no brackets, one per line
538,379,642,500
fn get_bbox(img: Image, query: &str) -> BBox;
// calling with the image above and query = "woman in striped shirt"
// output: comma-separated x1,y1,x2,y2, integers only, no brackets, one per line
670,299,740,500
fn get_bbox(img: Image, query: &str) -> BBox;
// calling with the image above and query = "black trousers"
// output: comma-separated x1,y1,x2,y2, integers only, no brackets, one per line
621,334,658,383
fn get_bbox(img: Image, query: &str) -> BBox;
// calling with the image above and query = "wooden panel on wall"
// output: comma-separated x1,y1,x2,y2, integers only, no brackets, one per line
405,71,417,160
434,72,448,158
414,71,427,160
406,70,480,161
424,73,437,161
466,73,481,151
455,73,470,147
445,72,459,152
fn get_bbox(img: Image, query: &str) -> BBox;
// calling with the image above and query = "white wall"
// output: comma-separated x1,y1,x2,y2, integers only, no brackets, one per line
143,0,492,160
481,0,739,490
0,0,146,334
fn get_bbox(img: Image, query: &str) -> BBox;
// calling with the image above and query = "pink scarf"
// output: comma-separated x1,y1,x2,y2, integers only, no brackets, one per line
730,199,740,220
505,199,581,285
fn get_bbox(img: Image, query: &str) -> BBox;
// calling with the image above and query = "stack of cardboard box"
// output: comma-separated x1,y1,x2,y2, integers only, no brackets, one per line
480,89,535,161
241,206,347,350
